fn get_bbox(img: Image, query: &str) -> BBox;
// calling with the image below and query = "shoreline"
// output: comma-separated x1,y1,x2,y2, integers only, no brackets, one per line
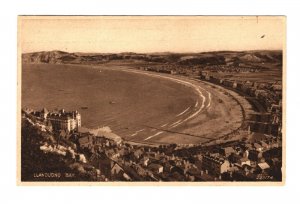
22,63,253,146
98,65,252,146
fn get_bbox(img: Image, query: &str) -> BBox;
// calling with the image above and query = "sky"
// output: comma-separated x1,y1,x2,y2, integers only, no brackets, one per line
19,16,285,53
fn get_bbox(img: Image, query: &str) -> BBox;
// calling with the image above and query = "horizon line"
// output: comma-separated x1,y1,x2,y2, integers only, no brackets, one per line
22,49,283,55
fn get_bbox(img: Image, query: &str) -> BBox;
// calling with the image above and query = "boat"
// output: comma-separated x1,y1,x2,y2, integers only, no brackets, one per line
81,106,88,109
109,101,116,104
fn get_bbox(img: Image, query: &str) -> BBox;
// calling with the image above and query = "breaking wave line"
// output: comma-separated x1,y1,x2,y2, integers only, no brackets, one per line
176,106,191,117
144,131,164,141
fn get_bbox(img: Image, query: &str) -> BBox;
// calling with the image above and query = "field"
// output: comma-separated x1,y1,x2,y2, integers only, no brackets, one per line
22,63,249,144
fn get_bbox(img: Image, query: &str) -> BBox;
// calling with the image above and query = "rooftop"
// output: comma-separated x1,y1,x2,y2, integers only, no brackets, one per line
258,162,270,170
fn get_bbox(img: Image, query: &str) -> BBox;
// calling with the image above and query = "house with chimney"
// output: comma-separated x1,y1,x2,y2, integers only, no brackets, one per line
202,154,230,175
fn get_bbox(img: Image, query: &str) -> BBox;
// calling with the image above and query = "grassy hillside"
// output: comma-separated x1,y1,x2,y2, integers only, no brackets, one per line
22,50,282,67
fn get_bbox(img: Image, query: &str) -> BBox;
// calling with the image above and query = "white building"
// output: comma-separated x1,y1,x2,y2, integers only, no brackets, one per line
39,108,81,132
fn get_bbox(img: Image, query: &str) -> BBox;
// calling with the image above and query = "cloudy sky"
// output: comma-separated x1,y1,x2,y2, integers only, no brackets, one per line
20,16,285,53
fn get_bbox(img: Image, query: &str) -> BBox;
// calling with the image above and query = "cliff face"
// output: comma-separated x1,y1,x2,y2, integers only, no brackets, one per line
22,50,282,66
22,51,71,64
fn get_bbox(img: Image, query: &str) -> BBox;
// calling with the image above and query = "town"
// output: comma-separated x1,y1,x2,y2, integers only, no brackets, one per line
139,64,282,138
21,104,282,181
21,50,282,182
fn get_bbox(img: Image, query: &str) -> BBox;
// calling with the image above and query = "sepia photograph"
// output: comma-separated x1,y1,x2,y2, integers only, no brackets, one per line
17,16,285,184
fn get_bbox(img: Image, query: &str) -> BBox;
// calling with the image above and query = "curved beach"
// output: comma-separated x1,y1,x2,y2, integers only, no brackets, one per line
22,63,249,144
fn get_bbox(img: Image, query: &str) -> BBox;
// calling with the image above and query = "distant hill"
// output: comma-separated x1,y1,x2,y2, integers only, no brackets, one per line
237,51,282,63
22,51,73,64
22,50,282,66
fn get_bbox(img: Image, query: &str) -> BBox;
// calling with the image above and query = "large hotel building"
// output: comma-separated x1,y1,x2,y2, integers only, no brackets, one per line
39,108,81,132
